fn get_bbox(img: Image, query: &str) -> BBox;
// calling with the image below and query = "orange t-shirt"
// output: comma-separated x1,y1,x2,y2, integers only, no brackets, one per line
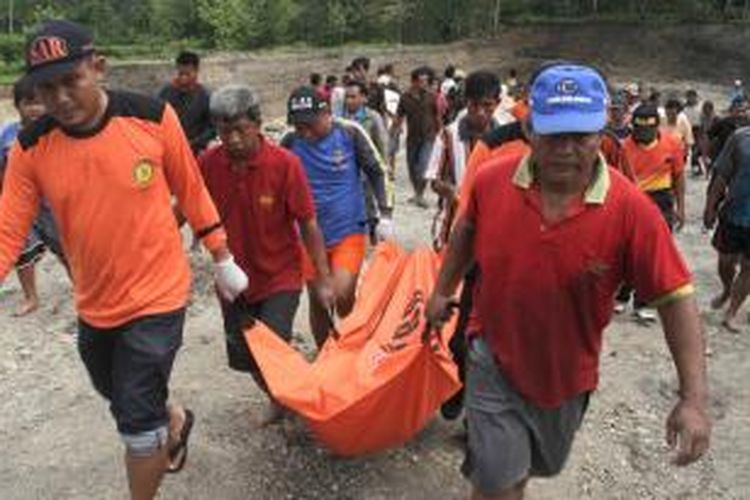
0,91,226,327
622,133,685,193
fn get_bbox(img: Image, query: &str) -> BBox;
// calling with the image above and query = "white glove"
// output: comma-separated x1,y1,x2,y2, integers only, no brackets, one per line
214,255,249,301
376,217,396,241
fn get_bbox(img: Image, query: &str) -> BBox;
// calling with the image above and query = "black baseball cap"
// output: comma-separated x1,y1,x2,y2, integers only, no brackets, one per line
631,103,660,128
24,20,95,85
287,86,328,125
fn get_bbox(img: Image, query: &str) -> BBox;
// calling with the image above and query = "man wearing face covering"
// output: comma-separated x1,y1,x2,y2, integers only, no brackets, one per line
618,104,686,323
622,104,687,231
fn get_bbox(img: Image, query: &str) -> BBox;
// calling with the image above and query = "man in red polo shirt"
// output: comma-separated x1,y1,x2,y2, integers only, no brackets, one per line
427,63,710,500
199,84,334,425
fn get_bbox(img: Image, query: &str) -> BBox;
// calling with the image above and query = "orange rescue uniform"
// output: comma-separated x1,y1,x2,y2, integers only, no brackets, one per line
0,91,227,327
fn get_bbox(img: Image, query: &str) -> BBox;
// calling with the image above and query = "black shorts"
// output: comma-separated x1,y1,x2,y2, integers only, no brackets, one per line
712,220,750,258
646,189,675,231
77,309,185,434
220,291,301,389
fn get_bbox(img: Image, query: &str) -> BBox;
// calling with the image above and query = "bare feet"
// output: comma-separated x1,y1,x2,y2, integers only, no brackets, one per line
13,298,39,317
710,292,730,310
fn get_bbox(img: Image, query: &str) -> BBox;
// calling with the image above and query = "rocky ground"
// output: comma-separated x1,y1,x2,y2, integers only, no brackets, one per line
0,83,749,499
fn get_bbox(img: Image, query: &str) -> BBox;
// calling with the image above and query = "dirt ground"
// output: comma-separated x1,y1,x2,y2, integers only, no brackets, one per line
1,79,749,499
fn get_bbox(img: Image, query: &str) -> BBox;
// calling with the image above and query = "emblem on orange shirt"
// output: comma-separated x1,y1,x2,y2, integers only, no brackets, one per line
133,159,155,188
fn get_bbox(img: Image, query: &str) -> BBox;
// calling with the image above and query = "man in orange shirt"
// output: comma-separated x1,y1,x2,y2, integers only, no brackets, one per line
619,103,686,322
0,21,248,500
623,104,687,231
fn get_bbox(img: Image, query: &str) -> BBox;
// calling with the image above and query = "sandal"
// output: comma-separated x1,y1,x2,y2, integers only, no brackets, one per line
166,408,195,474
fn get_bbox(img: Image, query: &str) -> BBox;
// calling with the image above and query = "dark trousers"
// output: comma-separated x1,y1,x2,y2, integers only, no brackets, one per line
220,291,301,392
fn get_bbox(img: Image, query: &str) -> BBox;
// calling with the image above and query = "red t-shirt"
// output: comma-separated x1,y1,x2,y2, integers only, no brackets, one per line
465,152,693,408
200,137,316,303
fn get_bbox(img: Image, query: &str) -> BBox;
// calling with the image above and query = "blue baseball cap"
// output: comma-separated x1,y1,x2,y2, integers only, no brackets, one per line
529,64,609,135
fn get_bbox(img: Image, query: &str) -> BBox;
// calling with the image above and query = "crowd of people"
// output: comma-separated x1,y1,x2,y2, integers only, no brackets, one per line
6,17,750,500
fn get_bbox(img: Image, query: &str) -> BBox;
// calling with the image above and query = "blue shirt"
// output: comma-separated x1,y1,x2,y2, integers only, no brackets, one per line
716,127,750,227
282,119,393,247
285,123,367,246
0,122,20,174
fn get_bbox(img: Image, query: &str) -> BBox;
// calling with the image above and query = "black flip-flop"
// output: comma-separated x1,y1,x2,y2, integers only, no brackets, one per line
166,409,194,474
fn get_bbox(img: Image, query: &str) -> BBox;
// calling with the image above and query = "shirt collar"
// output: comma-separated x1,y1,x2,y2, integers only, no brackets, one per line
512,152,610,205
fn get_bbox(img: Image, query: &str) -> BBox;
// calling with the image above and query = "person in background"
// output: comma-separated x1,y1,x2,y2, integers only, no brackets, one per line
391,66,440,208
350,57,371,84
200,84,334,424
619,104,687,322
344,80,391,242
623,82,642,118
376,64,402,172
423,71,503,420
0,78,54,316
601,92,635,181
505,68,519,92
330,74,349,119
707,96,750,169
158,50,214,156
684,89,704,175
425,71,501,250
441,65,458,96
282,87,394,348
310,72,327,101
698,100,720,176
344,81,389,161
730,79,746,102
509,84,530,123
662,98,695,159
704,126,750,332
323,75,338,103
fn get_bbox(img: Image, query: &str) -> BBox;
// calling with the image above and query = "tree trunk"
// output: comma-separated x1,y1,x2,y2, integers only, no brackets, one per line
493,0,501,36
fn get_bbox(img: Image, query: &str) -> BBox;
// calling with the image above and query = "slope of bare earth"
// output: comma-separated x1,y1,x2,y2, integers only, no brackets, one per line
105,23,750,118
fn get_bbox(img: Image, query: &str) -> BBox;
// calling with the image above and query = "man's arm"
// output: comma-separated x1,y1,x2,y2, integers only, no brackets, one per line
389,99,405,136
191,88,216,152
657,296,711,465
0,145,42,282
160,104,227,258
425,215,476,329
703,131,738,228
299,218,335,308
673,171,686,229
626,191,710,466
348,121,394,215
370,111,389,160
299,218,331,280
